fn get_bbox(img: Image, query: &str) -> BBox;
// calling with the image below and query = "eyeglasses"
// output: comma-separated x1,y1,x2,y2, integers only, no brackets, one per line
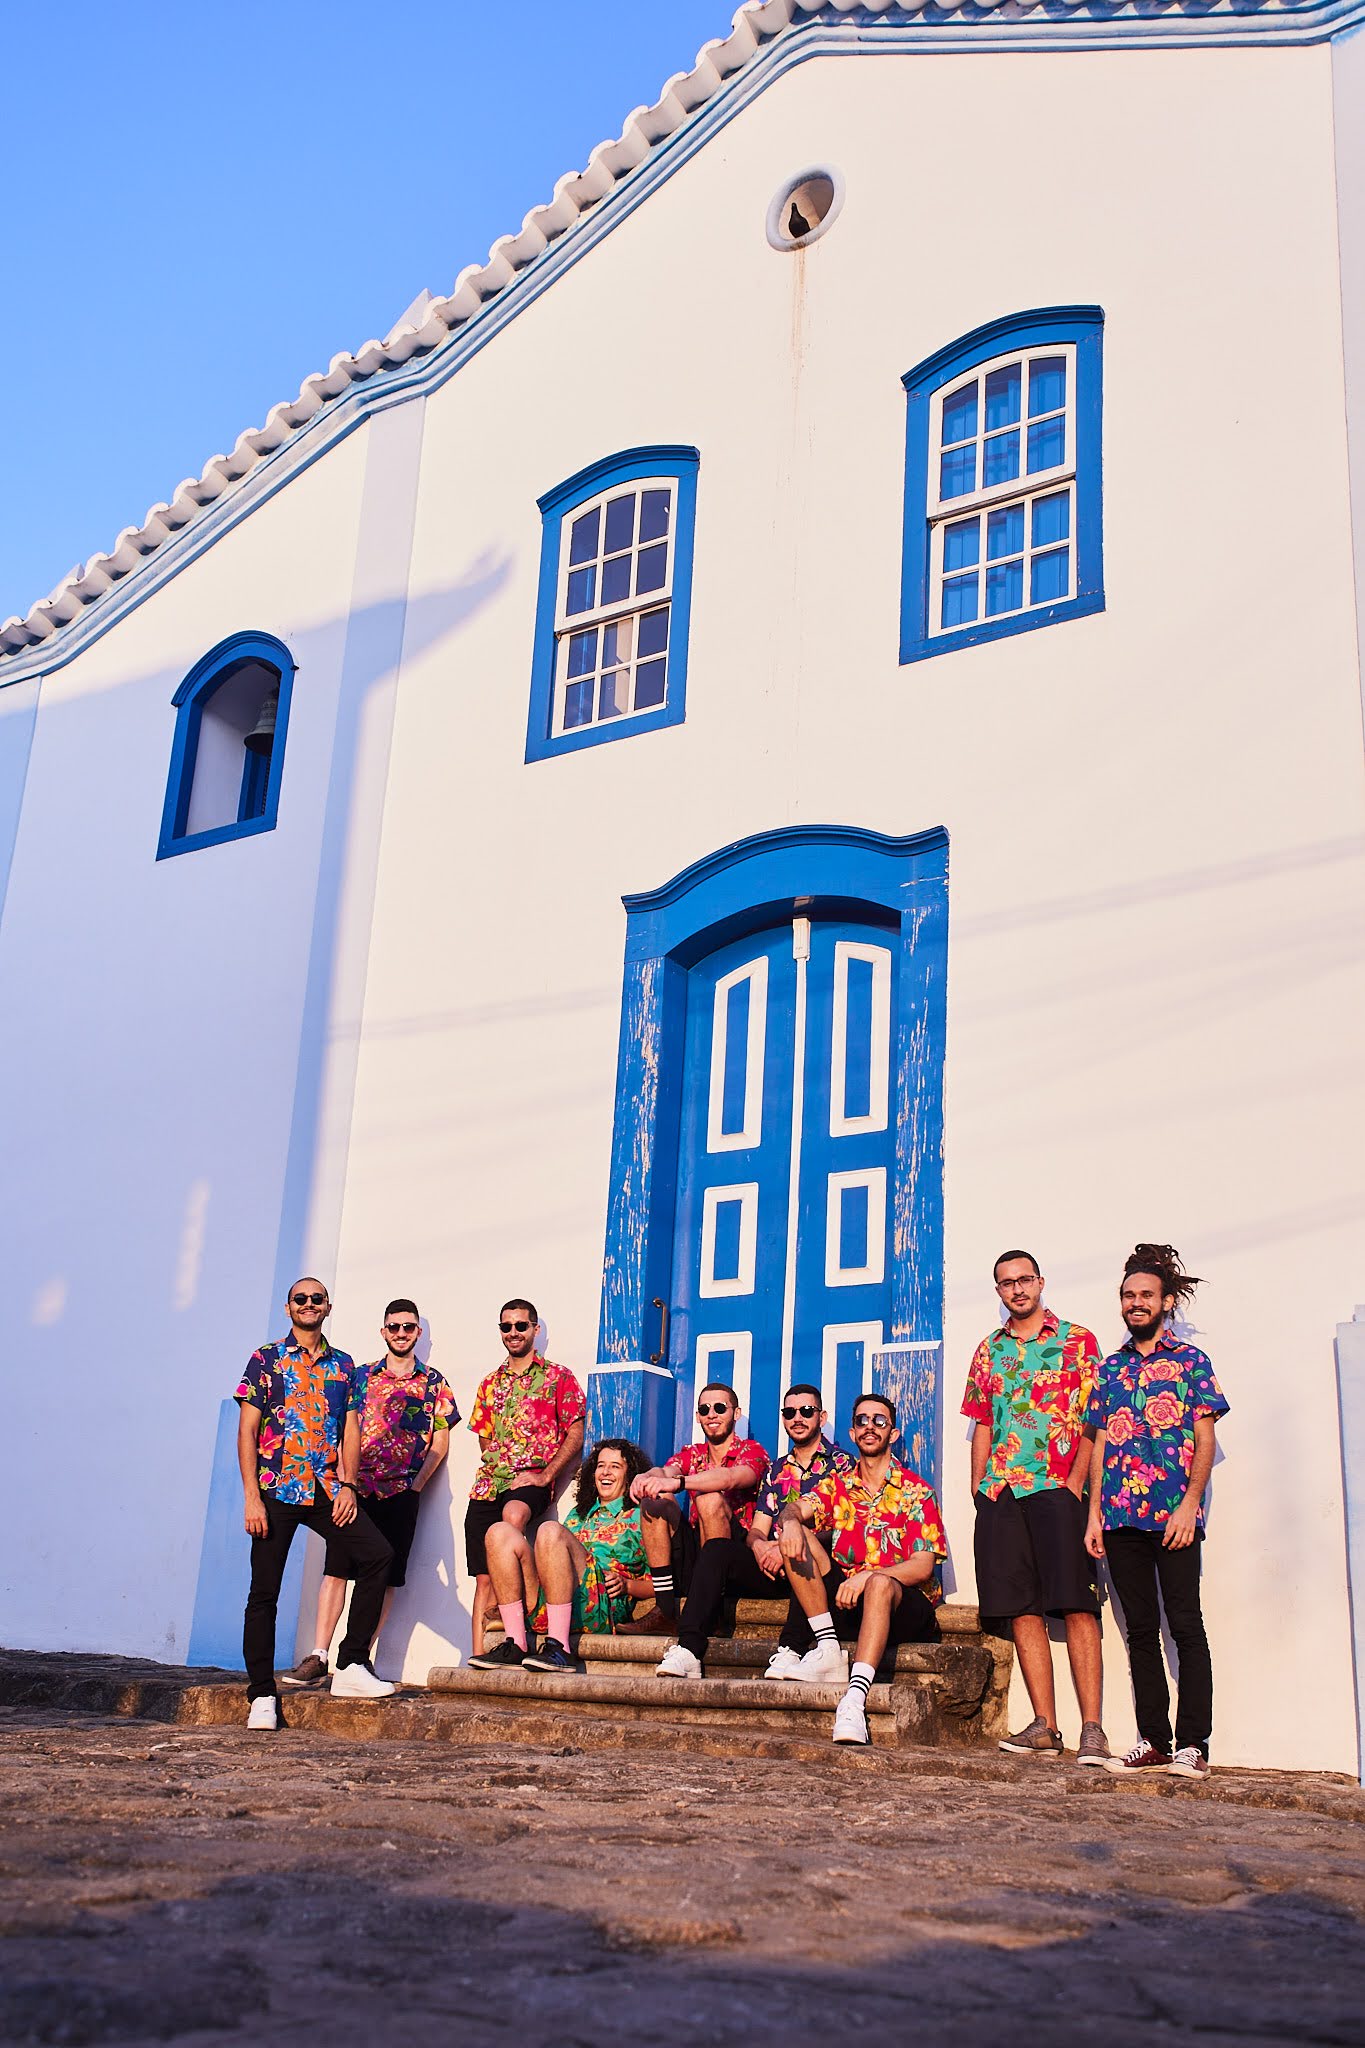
782,1403,818,1420
852,1412,892,1431
385,1321,419,1335
500,1319,532,1334
697,1402,734,1417
291,1292,328,1307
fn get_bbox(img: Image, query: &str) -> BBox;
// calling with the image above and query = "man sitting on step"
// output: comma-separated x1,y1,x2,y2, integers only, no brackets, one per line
654,1383,851,1681
628,1384,769,1634
777,1392,946,1747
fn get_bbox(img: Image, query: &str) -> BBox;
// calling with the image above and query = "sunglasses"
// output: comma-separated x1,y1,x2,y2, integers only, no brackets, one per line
853,1412,893,1431
500,1319,532,1334
385,1320,419,1335
697,1401,734,1417
291,1292,328,1307
782,1403,818,1420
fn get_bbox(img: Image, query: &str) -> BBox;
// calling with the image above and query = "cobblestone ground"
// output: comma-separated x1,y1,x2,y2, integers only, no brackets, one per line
1,1705,1364,2047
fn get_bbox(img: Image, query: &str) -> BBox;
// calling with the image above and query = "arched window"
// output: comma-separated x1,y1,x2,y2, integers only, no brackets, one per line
157,631,295,858
900,308,1104,662
526,446,699,760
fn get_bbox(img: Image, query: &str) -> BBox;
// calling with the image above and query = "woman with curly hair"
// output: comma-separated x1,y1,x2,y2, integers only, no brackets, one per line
521,1438,656,1675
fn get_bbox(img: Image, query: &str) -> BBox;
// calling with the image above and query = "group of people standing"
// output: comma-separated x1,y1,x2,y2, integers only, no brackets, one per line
233,1244,1226,1774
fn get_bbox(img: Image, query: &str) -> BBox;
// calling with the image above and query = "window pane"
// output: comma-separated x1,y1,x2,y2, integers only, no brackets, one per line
985,560,1024,616
1029,356,1066,418
569,507,600,566
943,518,980,573
1027,417,1066,473
634,657,667,709
604,494,636,554
983,431,1020,488
567,628,598,677
940,446,976,500
984,363,1021,431
637,604,669,657
566,566,596,615
942,380,978,446
635,543,668,595
1031,492,1070,548
639,489,672,544
941,573,979,629
564,678,595,729
986,504,1024,561
601,554,632,605
597,672,626,720
1030,547,1070,603
602,619,632,668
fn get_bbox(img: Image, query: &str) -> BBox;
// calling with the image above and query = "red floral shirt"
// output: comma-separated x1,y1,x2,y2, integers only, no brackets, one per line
356,1360,459,1499
809,1456,948,1605
962,1310,1101,1500
467,1355,585,1502
665,1436,770,1532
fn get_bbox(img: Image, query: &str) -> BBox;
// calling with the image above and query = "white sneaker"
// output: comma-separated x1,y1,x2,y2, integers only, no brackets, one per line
655,1643,702,1679
790,1641,849,1687
763,1646,803,1681
330,1661,396,1699
246,1695,278,1731
832,1691,870,1745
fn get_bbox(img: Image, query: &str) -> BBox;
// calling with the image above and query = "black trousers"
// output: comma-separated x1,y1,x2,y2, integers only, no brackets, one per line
1104,1526,1213,1758
677,1538,807,1658
244,1493,392,1699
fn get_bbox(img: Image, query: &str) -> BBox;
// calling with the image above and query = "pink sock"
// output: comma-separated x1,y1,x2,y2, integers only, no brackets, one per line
497,1602,527,1650
547,1603,573,1647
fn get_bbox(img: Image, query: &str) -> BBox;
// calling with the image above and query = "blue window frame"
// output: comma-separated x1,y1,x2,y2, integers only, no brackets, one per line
157,630,295,859
526,445,699,762
900,307,1104,663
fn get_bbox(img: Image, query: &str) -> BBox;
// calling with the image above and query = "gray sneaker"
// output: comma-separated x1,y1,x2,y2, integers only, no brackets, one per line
999,1714,1064,1758
1076,1720,1111,1767
279,1653,329,1689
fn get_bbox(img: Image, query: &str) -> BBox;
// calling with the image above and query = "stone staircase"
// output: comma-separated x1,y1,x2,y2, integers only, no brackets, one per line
428,1599,1012,1750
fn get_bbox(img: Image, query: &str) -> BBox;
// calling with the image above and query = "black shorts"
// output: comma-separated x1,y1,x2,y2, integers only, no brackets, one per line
973,1484,1100,1621
824,1563,941,1647
325,1489,422,1588
464,1485,553,1575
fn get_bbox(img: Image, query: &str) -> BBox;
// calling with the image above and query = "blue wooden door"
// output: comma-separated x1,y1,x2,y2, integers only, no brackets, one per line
668,914,898,1450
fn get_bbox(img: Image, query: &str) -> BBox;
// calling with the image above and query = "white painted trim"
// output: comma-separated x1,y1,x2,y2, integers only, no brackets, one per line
779,933,809,1382
699,1182,759,1298
587,1359,675,1378
824,1167,887,1288
820,1320,885,1417
695,1330,753,1420
707,954,768,1152
830,940,891,1136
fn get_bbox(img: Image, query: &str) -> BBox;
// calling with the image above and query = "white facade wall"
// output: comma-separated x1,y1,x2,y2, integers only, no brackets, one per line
1,31,1363,1772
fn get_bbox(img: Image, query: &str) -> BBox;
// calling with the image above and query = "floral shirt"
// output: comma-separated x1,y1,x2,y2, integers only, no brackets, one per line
356,1360,459,1499
1085,1332,1229,1531
530,1495,649,1636
961,1310,1101,1501
467,1355,586,1503
234,1337,362,1505
665,1436,770,1532
808,1456,948,1606
753,1439,854,1531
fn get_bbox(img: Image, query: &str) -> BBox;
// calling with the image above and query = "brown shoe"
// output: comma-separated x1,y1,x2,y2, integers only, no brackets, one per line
999,1714,1064,1758
615,1607,675,1636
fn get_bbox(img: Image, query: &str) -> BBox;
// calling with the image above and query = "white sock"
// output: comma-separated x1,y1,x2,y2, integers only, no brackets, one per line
313,1647,329,1661
848,1660,876,1700
808,1612,837,1648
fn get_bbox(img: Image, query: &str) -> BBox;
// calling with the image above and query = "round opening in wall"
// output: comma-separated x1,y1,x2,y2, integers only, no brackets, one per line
765,165,845,251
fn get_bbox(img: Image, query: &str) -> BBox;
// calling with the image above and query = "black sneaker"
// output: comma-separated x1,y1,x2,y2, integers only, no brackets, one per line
523,1638,585,1675
467,1638,527,1670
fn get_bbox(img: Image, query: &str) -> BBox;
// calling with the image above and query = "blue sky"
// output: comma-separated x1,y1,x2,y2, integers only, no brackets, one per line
0,1,735,627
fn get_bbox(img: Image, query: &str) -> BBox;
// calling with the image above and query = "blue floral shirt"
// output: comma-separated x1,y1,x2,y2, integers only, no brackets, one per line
1084,1331,1229,1531
234,1337,364,1505
753,1438,854,1530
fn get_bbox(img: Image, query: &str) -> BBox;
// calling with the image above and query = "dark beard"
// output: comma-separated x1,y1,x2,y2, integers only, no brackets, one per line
1125,1313,1163,1343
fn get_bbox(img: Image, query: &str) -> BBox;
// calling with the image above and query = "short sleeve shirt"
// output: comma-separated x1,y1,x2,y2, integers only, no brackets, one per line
356,1361,459,1499
467,1355,586,1502
961,1311,1101,1501
1085,1332,1229,1531
562,1496,648,1631
809,1456,948,1606
665,1436,770,1532
234,1337,363,1505
753,1439,853,1530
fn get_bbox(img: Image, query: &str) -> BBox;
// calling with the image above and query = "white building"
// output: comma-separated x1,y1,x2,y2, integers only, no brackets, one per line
2,0,1364,1774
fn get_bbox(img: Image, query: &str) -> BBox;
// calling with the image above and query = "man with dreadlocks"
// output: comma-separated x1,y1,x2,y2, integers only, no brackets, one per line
1084,1245,1228,1779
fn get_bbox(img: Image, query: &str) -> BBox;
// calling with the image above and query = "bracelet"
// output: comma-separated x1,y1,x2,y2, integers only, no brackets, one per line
336,1480,358,1493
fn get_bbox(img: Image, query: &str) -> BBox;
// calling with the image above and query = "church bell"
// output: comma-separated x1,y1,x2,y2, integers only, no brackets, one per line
243,680,279,757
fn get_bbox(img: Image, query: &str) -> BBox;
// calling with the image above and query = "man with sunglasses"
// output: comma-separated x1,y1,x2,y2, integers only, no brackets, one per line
777,1393,946,1746
236,1278,396,1730
283,1299,457,1688
628,1383,769,1637
654,1384,849,1680
465,1299,585,1664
